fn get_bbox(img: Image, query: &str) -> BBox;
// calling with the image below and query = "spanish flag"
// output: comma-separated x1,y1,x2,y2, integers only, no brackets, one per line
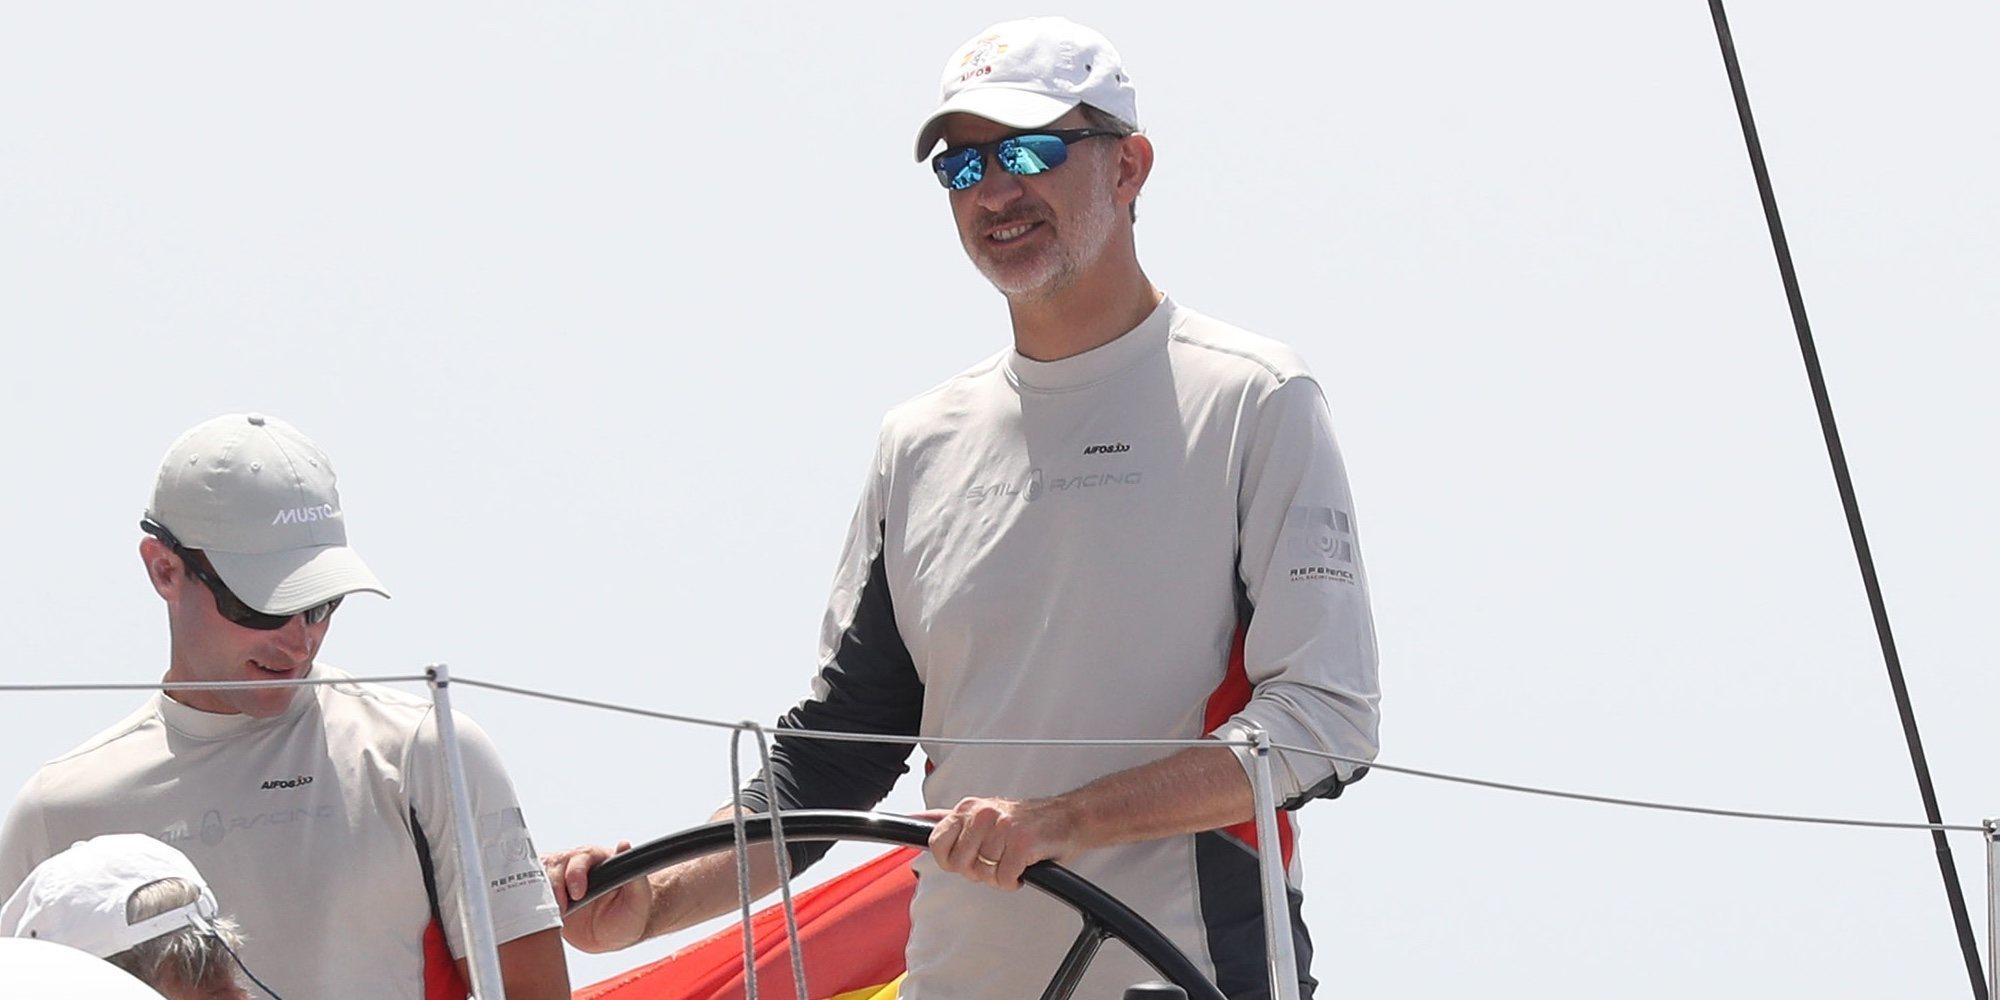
574,847,917,1000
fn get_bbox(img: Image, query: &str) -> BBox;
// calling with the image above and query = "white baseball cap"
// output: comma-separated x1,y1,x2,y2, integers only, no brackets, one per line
145,413,388,616
1,835,220,960
913,17,1139,161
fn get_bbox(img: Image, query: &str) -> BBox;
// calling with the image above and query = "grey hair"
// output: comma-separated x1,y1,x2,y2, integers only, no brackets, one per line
102,878,247,993
1078,104,1142,224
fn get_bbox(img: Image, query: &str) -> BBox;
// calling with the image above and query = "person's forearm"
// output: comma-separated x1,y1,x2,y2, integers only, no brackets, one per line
1048,742,1252,849
925,742,1259,889
642,804,790,937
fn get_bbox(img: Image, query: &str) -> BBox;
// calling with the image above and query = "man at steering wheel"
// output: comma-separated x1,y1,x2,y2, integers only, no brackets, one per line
545,17,1381,999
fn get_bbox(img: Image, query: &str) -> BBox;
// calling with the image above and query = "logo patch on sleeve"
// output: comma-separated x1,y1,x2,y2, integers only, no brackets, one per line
479,807,547,891
1285,505,1358,584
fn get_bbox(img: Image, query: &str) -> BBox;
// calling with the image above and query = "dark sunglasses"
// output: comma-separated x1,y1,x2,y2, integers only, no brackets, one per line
140,520,341,630
932,128,1122,191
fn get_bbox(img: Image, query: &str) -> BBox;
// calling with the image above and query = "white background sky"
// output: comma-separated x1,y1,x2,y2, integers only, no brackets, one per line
2,2,1995,996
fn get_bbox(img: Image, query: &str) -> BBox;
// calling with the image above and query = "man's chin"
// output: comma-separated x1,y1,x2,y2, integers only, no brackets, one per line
975,257,1065,298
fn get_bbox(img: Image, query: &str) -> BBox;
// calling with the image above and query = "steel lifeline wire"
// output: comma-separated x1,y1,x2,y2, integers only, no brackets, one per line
1704,2,1985,995
10,674,1977,836
10,673,1994,989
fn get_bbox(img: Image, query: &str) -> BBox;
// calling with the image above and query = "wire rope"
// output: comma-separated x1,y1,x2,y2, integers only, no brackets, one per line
1705,2,1984,993
447,673,1985,834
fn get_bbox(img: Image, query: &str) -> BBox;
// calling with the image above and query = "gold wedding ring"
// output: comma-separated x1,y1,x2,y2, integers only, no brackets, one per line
975,854,1001,866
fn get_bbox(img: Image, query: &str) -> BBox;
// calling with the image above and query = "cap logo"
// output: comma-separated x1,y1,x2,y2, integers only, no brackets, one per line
955,34,1008,82
272,503,337,526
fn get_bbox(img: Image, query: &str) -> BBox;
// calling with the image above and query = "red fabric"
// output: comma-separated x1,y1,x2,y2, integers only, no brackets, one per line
423,916,471,1000
574,846,919,1000
1202,625,1296,868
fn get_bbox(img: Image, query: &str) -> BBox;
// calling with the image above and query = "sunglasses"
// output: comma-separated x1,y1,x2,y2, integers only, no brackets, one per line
932,128,1122,191
140,520,342,630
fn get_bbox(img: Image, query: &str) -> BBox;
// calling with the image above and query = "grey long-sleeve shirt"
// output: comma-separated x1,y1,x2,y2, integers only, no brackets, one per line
748,296,1380,1000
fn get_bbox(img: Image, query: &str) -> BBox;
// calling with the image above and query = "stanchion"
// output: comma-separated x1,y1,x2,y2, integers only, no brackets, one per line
428,664,507,999
1986,819,1997,1000
1247,729,1302,1000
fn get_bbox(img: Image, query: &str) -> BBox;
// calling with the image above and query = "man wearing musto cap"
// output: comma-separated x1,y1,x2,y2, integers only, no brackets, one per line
546,17,1380,999
0,414,570,998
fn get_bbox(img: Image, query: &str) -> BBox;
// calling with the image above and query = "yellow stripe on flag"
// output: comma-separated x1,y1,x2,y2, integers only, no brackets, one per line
825,974,904,1000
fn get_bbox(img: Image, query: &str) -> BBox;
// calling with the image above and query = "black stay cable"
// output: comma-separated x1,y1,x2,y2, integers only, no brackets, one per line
1704,3,1985,996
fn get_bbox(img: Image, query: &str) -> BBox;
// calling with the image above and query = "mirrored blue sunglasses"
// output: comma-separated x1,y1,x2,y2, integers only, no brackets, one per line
932,128,1122,191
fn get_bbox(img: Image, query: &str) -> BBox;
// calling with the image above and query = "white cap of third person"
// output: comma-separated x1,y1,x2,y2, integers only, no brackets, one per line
913,16,1139,161
1,834,221,960
145,413,389,615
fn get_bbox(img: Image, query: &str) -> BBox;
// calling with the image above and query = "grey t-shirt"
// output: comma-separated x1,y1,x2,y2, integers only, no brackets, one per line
0,665,560,999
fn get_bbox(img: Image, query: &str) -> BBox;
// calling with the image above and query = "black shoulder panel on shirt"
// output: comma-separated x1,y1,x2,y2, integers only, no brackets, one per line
1194,830,1317,999
411,808,445,924
742,522,923,872
1280,765,1364,811
409,809,473,997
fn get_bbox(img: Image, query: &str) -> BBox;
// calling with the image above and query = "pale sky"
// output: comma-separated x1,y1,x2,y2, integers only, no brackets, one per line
2,2,1995,996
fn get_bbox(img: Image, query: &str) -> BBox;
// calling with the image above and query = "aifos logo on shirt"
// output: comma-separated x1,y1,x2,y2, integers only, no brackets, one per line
259,774,315,790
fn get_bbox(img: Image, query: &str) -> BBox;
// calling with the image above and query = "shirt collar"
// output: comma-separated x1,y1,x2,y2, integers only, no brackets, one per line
1004,296,1177,392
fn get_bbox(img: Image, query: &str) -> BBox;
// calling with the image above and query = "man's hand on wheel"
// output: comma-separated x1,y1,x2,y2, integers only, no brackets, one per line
540,841,644,953
918,796,1083,891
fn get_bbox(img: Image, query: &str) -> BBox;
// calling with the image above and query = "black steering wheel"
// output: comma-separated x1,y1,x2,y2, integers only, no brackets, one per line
577,810,1226,1000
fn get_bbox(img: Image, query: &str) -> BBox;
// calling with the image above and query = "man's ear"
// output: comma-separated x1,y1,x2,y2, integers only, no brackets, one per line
1114,133,1154,208
140,537,182,600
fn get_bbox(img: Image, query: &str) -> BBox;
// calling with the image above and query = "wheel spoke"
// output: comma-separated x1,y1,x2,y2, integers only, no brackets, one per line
1037,917,1109,1000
